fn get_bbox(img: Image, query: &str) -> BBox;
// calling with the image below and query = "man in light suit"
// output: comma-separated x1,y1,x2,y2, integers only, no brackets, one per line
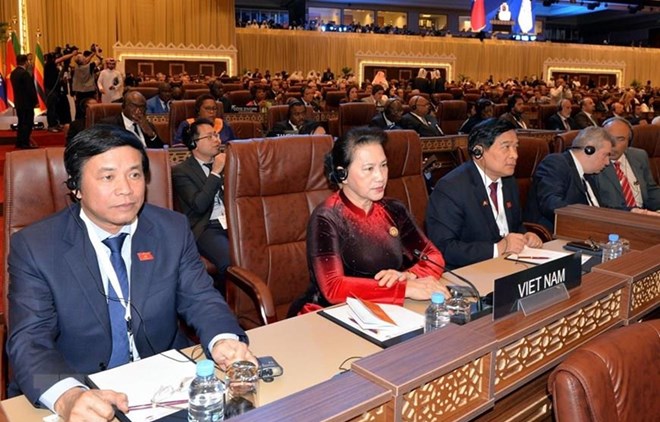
7,125,255,421
590,117,660,213
101,91,164,148
173,118,232,288
400,95,444,137
525,127,615,231
426,119,542,269
145,82,172,114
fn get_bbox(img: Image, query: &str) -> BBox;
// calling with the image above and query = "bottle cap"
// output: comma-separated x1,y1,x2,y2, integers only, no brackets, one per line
196,359,215,377
431,292,445,304
608,234,619,242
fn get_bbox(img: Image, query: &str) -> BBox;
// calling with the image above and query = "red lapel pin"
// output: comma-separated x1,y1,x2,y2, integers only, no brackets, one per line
137,251,154,261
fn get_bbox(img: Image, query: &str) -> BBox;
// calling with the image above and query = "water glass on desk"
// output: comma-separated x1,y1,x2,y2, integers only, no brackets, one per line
225,361,259,418
446,292,471,325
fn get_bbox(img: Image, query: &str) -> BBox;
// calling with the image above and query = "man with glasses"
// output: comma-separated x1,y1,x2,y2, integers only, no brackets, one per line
101,90,164,148
173,118,231,292
400,95,444,137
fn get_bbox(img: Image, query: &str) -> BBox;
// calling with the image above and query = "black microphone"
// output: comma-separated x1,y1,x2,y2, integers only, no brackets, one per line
413,249,483,312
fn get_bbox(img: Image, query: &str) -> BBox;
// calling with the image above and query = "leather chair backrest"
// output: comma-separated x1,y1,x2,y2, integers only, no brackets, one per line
553,130,580,153
538,104,559,130
449,87,463,99
514,136,550,210
231,121,263,140
222,83,243,93
632,124,660,184
463,93,482,104
493,104,508,118
338,102,376,137
183,88,210,100
437,100,468,135
267,104,314,130
183,83,209,91
132,86,159,100
3,148,172,318
138,81,161,87
325,91,346,111
431,93,453,103
383,130,428,228
85,103,122,128
228,90,252,107
284,92,302,102
224,135,334,326
548,320,660,422
167,99,225,144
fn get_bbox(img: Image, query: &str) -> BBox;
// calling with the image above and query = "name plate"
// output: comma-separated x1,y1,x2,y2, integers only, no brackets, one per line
493,253,582,319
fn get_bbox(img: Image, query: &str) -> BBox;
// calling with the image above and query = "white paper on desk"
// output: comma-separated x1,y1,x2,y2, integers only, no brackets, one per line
325,302,424,343
345,297,397,330
86,349,196,422
506,246,590,265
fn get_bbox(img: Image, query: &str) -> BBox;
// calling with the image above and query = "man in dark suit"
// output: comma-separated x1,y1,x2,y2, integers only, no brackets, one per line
546,99,577,131
591,117,660,213
172,118,232,287
573,97,598,129
145,82,172,114
369,98,403,130
7,125,254,420
498,94,528,129
426,119,542,269
101,91,164,148
400,95,443,137
10,54,39,149
266,101,324,136
525,127,615,231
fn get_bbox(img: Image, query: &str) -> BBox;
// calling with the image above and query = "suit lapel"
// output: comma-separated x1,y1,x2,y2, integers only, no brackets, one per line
62,206,111,336
129,210,159,337
501,178,517,230
467,162,502,239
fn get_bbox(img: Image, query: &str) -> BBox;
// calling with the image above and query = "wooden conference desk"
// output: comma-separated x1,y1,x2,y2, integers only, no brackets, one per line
2,243,658,421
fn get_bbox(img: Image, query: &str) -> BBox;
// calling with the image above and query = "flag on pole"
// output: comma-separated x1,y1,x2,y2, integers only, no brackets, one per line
5,32,20,107
34,42,47,111
471,0,487,32
0,74,7,112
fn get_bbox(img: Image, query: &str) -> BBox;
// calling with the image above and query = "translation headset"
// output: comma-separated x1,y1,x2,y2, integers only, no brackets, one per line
411,96,420,111
470,144,484,159
183,125,198,151
570,145,596,155
333,167,348,183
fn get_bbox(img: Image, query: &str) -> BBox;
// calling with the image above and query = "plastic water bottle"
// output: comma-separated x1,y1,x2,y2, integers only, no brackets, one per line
425,293,451,333
601,234,623,263
188,360,225,422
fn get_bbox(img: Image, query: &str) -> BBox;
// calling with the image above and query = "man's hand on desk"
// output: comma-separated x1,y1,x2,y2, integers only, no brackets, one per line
523,232,543,248
404,276,450,301
211,339,258,371
498,233,526,255
54,387,128,422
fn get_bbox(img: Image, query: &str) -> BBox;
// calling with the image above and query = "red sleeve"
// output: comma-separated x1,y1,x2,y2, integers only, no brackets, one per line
310,213,407,306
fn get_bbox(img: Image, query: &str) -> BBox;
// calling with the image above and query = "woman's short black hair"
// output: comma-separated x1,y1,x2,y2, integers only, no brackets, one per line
325,127,387,186
194,94,217,115
64,124,150,191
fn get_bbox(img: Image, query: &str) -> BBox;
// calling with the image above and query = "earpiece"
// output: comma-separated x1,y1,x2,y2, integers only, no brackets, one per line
411,96,419,111
471,145,484,159
182,124,197,151
584,145,595,155
334,167,348,183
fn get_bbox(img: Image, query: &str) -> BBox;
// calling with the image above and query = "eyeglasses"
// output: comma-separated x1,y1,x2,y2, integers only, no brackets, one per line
193,132,220,142
201,106,218,111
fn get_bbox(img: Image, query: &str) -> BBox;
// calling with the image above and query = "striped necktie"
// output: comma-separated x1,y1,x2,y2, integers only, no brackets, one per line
613,161,636,208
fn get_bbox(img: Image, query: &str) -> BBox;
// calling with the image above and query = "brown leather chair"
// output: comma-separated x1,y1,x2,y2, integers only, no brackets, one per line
183,88,210,100
548,320,660,422
266,104,314,130
463,93,482,104
230,121,263,139
131,86,159,100
449,87,463,99
515,136,553,241
431,93,453,103
168,99,225,144
436,100,467,135
224,135,334,327
338,102,376,137
538,104,559,130
324,91,345,111
85,103,122,128
138,81,161,88
222,83,243,93
183,83,209,91
632,124,660,184
2,148,172,399
228,90,252,107
553,130,580,153
493,104,508,118
383,130,428,228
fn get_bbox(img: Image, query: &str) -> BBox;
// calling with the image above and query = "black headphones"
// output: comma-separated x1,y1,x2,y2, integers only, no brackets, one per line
411,96,420,111
570,145,596,155
470,144,484,159
66,177,79,192
182,122,199,151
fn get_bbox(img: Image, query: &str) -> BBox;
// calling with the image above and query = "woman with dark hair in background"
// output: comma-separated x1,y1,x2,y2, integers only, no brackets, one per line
288,127,448,316
174,94,235,145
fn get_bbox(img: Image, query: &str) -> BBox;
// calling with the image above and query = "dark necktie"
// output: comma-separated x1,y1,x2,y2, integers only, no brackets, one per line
102,233,131,368
582,178,595,206
203,163,213,171
132,122,142,140
489,182,499,213
613,161,636,208
562,117,570,131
